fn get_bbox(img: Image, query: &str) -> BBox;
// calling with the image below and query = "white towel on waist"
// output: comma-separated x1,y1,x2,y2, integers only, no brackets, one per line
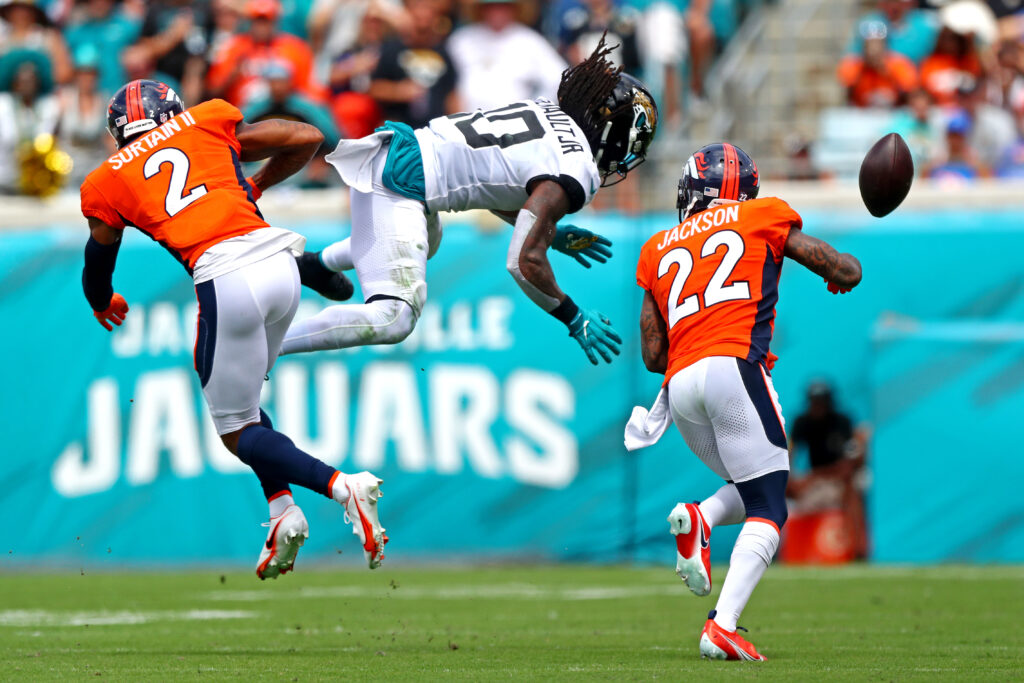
623,388,672,451
324,131,392,192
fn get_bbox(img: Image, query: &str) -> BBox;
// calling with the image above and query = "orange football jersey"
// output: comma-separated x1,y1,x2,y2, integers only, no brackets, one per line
636,197,802,382
80,99,268,273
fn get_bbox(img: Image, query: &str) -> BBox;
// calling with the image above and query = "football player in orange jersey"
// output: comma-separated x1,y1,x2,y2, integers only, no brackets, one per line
80,79,386,579
627,143,862,660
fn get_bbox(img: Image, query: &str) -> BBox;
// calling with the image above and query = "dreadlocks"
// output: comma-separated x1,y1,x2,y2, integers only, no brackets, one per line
557,33,623,150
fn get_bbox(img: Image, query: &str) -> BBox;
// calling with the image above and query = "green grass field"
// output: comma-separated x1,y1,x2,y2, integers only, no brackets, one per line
2,564,1022,680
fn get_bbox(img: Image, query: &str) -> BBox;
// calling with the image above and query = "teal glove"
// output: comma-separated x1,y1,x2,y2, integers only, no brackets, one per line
567,308,622,365
552,224,613,268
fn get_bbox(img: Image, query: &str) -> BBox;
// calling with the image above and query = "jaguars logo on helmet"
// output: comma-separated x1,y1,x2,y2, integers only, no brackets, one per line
593,73,658,186
107,79,185,148
676,142,759,221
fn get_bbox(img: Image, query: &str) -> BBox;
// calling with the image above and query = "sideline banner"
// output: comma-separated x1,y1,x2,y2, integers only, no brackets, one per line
1,208,1022,567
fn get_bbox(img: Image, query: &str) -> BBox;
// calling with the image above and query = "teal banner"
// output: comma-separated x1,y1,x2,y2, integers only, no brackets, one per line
1,206,1022,567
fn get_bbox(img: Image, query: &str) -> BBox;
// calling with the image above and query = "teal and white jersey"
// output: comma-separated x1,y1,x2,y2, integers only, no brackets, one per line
414,99,601,215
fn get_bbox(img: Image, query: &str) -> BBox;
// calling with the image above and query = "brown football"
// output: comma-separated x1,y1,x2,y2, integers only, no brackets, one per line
858,132,914,217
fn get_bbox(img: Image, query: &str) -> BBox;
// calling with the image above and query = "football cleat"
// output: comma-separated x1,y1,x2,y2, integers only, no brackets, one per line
339,472,388,569
295,251,355,301
700,617,766,661
668,502,712,596
256,504,309,580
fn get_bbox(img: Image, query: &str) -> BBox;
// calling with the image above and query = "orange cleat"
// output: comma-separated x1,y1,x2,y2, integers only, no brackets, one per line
699,616,766,661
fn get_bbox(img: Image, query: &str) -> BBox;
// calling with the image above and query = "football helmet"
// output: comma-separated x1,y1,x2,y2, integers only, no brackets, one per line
593,73,658,186
106,79,185,148
676,142,759,220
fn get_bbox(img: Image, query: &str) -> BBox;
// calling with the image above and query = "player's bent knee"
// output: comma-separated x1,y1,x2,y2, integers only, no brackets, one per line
735,469,789,530
371,298,417,345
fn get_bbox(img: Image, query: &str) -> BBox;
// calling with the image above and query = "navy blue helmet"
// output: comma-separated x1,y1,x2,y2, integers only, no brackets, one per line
676,142,759,220
593,73,658,186
107,79,185,148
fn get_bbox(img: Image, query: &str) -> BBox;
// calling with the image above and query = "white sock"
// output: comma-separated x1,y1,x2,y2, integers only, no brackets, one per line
268,492,294,518
320,239,353,272
330,472,350,504
698,483,746,528
713,520,779,632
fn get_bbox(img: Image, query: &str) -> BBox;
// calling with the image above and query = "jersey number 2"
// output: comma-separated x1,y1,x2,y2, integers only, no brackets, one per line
143,148,208,217
658,230,752,328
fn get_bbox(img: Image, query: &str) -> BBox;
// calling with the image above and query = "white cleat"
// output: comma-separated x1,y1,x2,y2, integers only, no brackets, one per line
341,471,388,569
256,504,309,580
668,502,712,597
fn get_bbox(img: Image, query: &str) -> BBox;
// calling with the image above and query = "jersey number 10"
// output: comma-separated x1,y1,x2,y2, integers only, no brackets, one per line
143,148,209,218
658,229,752,328
448,103,545,149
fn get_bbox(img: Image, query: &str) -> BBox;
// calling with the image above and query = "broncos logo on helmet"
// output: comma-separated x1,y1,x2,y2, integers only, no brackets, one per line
106,79,185,148
676,142,759,221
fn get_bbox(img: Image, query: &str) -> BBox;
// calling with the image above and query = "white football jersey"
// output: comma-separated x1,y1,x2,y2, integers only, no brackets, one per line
414,99,601,215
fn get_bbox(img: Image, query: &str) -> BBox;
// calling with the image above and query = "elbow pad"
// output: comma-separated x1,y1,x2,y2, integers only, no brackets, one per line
506,209,560,312
82,235,121,312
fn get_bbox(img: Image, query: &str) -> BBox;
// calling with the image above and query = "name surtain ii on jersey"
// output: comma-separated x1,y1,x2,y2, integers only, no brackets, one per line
80,99,268,273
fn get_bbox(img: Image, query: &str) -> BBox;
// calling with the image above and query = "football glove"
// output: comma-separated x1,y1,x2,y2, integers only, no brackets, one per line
552,225,612,268
567,308,622,365
94,293,129,331
825,279,851,295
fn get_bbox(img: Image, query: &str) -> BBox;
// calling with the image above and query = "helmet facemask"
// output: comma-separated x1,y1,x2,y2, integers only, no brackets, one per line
593,80,658,187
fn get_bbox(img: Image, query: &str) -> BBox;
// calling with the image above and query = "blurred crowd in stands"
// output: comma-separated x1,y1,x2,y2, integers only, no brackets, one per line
0,0,766,195
838,0,1024,182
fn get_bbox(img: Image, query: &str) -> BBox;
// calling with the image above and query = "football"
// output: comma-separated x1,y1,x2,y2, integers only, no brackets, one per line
858,132,914,217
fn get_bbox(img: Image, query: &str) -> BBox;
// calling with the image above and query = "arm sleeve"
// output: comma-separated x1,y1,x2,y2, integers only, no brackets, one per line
80,178,126,230
506,208,562,313
82,235,122,312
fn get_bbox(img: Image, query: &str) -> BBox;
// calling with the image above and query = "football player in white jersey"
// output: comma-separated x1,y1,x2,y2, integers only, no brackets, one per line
281,37,658,365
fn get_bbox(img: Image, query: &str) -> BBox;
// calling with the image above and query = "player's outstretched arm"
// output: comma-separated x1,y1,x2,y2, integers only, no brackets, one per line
639,291,668,374
507,180,622,365
236,119,325,194
490,209,612,268
83,217,129,331
783,228,862,294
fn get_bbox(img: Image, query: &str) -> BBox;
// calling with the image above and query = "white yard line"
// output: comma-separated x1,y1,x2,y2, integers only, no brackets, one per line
201,584,694,602
0,609,256,627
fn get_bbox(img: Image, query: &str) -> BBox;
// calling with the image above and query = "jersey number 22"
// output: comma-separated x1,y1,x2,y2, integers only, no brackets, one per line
143,148,208,217
658,230,752,328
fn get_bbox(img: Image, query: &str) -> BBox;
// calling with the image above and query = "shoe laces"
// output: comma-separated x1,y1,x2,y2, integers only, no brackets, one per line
736,625,749,633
